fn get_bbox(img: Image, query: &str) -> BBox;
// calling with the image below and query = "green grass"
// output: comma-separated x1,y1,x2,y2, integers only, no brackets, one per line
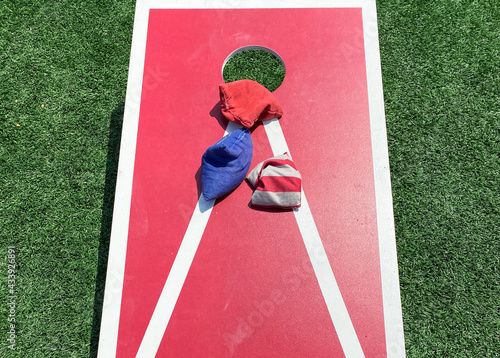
378,0,499,356
0,1,498,357
0,1,134,357
223,49,286,92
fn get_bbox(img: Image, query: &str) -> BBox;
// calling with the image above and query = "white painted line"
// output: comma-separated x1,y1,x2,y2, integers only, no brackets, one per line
263,119,365,357
135,121,240,357
97,3,151,357
294,193,366,357
145,0,371,10
136,194,215,357
362,4,406,357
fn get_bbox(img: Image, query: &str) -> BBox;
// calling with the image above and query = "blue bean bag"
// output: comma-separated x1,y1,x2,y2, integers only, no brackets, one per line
201,128,253,201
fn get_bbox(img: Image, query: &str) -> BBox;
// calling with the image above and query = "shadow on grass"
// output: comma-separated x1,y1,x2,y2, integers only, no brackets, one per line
89,105,124,358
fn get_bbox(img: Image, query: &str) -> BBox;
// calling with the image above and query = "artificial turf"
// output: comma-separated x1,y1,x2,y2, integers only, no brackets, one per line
0,1,135,357
378,1,499,356
223,49,286,92
0,1,498,357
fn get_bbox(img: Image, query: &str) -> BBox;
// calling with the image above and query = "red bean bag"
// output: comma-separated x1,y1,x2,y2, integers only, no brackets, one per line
219,79,283,128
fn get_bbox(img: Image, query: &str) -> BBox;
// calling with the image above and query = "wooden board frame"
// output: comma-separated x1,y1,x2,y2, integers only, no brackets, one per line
98,1,405,357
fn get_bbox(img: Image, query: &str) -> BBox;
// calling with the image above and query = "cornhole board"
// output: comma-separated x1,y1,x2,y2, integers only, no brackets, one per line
98,0,405,357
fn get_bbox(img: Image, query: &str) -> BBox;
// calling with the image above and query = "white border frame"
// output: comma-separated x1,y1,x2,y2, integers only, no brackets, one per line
98,1,405,357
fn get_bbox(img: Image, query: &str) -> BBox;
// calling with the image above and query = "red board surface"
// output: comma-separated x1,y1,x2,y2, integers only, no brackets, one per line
116,8,385,357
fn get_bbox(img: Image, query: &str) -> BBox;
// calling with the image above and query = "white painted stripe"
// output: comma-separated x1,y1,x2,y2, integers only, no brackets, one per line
263,119,365,357
135,120,241,357
97,3,150,357
135,194,215,357
262,119,290,158
294,193,365,357
145,0,371,10
362,4,406,357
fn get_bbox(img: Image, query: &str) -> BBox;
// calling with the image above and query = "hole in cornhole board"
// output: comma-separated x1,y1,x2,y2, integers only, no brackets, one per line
222,46,286,92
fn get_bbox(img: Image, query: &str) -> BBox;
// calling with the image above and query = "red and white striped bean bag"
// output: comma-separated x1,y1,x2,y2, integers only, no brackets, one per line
247,153,301,209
